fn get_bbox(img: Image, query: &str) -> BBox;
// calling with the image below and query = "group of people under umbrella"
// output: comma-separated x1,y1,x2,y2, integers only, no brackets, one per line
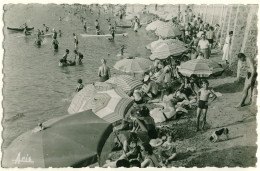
3,6,227,168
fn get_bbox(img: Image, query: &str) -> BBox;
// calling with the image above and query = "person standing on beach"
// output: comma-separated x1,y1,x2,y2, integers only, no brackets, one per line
98,59,111,82
73,33,79,50
235,53,257,107
196,79,217,131
198,34,210,59
222,31,233,64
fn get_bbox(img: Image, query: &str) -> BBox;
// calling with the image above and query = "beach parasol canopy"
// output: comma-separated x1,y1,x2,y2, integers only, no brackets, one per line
105,75,143,94
68,88,133,123
145,20,165,31
155,25,182,38
149,40,187,60
114,56,152,74
146,38,177,52
2,110,113,168
178,59,224,77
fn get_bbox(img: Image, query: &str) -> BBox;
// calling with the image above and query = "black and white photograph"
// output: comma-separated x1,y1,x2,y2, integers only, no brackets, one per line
1,0,259,169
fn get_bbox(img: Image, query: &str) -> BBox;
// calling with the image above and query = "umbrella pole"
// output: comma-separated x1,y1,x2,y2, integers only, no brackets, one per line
113,131,129,160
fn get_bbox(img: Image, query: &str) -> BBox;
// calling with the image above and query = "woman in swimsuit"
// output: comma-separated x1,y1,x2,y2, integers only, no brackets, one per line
140,143,160,168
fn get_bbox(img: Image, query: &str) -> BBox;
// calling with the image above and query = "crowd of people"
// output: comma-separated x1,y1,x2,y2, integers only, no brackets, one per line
19,4,256,168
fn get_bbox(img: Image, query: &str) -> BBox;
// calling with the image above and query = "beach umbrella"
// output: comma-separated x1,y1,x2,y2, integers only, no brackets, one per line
105,75,143,94
155,25,182,38
149,40,187,60
114,56,152,74
68,88,133,123
178,59,224,77
68,83,114,114
145,20,165,31
146,38,177,52
2,110,113,168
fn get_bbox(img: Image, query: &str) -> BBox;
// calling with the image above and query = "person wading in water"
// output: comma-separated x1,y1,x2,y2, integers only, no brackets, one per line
98,58,111,82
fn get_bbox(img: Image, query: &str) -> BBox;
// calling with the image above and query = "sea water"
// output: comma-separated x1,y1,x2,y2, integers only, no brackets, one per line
2,4,157,148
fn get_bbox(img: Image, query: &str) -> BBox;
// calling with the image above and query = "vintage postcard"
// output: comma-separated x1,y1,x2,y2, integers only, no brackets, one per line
1,0,259,170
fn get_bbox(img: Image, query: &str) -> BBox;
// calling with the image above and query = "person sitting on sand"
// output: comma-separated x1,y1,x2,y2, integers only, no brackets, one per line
131,89,144,104
158,135,177,165
75,79,84,92
140,143,160,168
130,106,157,139
141,75,159,98
196,79,217,131
235,53,257,107
118,132,142,161
98,58,111,82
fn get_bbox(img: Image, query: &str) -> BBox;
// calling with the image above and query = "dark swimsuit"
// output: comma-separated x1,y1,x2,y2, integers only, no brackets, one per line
198,100,208,109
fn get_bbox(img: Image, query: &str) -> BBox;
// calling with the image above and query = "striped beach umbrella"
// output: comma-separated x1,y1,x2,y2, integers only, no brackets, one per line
149,40,187,60
114,57,152,74
178,59,224,77
68,88,133,123
105,75,143,94
155,24,182,38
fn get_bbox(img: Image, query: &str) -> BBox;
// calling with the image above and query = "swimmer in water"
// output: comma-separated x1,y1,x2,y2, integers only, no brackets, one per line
74,49,84,64
58,30,63,37
43,24,49,32
73,33,79,50
52,37,59,50
75,79,84,92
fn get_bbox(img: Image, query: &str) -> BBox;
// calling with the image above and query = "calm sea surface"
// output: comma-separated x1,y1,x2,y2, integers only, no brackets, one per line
2,4,157,148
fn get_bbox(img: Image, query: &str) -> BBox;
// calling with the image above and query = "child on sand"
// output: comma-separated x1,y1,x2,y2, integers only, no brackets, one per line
75,79,84,92
196,79,217,131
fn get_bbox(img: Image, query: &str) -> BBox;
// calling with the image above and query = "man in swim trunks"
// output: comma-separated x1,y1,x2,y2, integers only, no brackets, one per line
196,79,217,131
98,58,111,82
235,53,257,107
